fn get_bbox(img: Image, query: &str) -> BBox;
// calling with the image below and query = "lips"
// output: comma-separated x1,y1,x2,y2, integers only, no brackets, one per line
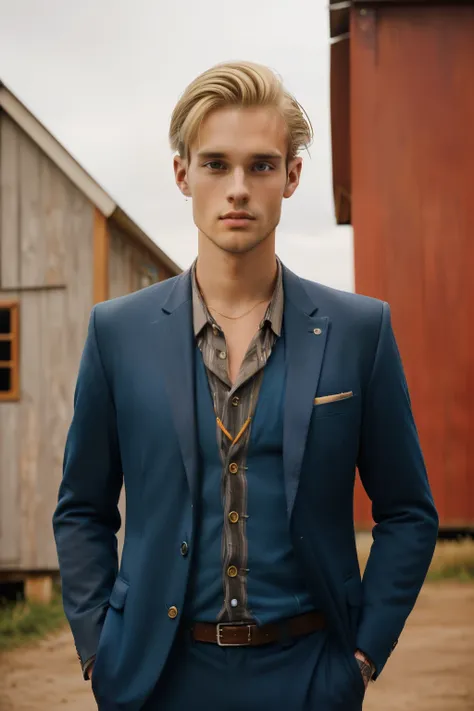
220,212,255,220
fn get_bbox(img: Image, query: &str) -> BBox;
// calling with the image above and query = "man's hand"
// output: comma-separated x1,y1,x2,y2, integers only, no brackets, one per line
354,650,375,689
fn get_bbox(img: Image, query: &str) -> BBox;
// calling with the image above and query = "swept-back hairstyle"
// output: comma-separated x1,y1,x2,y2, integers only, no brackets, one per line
169,61,313,162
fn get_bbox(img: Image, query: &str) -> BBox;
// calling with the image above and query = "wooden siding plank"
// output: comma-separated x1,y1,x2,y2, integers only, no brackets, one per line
0,114,20,288
64,181,94,376
109,224,126,299
40,153,67,286
93,208,109,303
0,401,21,564
18,292,42,568
37,288,68,568
18,131,45,288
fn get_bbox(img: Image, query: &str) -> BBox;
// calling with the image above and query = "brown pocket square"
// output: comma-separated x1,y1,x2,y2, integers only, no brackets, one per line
314,391,354,405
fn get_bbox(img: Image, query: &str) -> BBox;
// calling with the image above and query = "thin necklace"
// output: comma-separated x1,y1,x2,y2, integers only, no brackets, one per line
208,298,269,321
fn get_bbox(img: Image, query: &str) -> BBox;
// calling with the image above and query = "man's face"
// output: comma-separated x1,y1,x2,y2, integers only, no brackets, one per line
174,106,302,255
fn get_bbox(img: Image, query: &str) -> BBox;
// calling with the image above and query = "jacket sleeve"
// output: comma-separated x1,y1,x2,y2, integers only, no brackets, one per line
356,302,438,677
52,306,122,678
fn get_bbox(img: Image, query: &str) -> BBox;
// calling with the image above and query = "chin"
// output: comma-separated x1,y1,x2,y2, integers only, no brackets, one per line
214,234,263,255
211,223,270,254
198,221,273,255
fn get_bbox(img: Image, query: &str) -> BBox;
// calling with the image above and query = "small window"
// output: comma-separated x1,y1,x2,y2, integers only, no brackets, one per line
0,302,19,401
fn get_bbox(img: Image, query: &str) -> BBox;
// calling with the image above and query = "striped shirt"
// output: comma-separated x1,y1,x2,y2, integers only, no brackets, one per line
191,259,284,621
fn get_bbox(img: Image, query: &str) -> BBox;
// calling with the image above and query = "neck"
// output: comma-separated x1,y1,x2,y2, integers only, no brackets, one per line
195,232,278,313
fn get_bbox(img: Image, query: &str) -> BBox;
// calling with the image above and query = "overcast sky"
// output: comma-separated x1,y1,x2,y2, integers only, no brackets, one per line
0,0,354,290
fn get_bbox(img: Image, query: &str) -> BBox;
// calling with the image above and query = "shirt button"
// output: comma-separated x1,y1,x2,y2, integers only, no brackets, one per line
219,350,227,360
168,606,178,619
231,396,240,407
231,598,239,608
180,541,189,556
227,565,238,578
228,511,239,524
212,325,219,336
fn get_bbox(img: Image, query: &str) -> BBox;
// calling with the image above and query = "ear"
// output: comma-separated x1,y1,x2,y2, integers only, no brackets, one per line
173,155,191,197
283,157,303,199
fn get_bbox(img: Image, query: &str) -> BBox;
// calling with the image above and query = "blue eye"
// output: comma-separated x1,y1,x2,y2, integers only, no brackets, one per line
205,161,225,170
253,163,273,172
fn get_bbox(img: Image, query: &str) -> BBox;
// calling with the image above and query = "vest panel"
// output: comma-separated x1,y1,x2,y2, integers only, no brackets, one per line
187,335,317,622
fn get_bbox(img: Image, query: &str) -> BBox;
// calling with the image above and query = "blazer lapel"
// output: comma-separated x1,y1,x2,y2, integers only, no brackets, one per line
152,270,198,501
283,267,329,519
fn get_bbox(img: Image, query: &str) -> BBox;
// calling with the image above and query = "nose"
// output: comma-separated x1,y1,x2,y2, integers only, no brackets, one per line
226,167,250,204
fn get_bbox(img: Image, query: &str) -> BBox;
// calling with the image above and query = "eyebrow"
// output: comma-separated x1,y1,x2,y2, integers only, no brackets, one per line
197,151,283,162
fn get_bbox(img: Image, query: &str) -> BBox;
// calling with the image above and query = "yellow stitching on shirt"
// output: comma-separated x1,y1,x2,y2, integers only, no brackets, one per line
216,418,233,442
232,417,252,446
216,416,252,446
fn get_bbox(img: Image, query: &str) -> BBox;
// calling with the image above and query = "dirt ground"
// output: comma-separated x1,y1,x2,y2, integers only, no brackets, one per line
0,582,473,711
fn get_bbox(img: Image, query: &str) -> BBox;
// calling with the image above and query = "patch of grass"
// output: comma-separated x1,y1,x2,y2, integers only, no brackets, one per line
0,585,66,652
427,539,474,581
357,536,474,582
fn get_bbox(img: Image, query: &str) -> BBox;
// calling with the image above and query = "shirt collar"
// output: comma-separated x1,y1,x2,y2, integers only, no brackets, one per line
191,258,284,338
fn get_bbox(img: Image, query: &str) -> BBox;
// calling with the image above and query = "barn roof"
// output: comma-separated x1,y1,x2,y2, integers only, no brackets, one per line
0,79,181,275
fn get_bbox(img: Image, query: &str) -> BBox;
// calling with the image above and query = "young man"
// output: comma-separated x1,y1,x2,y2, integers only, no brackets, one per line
53,62,438,711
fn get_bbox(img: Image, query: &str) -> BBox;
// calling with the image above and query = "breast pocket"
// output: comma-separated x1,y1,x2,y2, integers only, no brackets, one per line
312,392,359,419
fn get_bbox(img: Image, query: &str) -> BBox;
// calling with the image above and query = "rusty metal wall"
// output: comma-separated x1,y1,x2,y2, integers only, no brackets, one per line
350,3,474,529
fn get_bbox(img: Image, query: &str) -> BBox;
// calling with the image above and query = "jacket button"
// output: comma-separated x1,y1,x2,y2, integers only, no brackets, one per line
168,606,178,619
180,541,189,556
227,565,238,578
229,462,238,474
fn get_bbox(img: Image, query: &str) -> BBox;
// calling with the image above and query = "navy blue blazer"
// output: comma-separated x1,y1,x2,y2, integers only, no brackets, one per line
53,265,438,710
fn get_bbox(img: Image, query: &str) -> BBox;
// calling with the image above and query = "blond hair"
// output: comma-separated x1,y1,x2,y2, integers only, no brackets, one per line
169,61,313,162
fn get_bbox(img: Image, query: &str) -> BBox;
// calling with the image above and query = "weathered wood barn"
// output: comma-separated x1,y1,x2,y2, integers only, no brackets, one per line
329,0,474,531
0,80,181,600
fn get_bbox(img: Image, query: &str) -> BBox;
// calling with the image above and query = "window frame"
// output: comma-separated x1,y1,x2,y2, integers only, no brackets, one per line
0,301,20,402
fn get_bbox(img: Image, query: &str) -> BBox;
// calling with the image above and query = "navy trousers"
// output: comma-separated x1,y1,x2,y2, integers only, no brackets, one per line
142,627,366,711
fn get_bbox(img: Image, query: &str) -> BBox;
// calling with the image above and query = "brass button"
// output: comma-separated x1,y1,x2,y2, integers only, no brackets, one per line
313,328,322,335
231,396,240,407
228,511,239,524
229,462,238,474
219,350,227,360
180,541,189,557
168,606,178,619
227,565,238,578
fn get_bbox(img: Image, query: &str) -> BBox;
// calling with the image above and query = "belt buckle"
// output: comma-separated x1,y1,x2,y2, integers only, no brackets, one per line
216,622,253,647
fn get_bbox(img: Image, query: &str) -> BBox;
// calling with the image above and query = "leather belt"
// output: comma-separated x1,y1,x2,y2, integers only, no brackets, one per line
191,610,326,647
